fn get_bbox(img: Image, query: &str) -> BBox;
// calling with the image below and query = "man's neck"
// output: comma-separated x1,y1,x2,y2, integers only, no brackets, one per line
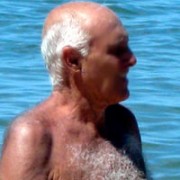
50,88,106,128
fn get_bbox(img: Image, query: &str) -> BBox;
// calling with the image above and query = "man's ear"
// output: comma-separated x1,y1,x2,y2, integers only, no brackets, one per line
62,46,82,71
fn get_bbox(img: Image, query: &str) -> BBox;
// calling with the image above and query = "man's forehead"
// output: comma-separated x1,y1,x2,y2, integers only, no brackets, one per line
43,2,115,33
114,30,129,43
93,20,128,43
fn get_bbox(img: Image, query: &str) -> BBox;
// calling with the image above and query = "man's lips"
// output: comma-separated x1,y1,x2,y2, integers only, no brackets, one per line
118,69,129,78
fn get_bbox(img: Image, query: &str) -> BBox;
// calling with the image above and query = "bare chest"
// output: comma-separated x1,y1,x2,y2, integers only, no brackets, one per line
48,140,145,180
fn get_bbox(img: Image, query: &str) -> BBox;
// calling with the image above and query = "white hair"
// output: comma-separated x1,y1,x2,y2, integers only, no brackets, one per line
41,15,90,87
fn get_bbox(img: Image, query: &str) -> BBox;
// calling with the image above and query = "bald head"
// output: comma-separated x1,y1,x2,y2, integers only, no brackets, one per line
43,2,120,37
41,2,127,88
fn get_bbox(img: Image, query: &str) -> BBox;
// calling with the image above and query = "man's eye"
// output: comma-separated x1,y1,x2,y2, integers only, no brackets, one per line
109,47,129,57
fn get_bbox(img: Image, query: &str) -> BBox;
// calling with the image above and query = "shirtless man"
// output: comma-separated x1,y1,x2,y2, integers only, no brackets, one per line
0,2,148,180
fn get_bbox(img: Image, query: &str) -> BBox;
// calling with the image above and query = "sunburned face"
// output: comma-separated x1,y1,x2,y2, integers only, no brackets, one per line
81,19,136,105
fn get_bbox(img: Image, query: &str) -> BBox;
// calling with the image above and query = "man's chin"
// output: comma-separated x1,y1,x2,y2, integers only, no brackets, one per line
108,91,129,105
118,89,130,102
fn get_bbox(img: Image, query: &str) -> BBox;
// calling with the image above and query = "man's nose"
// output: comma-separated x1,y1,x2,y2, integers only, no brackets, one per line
128,53,137,67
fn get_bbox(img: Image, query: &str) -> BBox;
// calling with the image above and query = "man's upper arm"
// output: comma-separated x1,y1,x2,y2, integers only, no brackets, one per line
0,120,51,180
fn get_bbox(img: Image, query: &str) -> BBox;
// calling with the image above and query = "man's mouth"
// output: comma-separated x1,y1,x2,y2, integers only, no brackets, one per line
119,69,129,78
119,73,127,78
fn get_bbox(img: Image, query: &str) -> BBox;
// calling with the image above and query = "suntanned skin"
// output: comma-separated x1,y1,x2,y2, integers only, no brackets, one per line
0,2,147,180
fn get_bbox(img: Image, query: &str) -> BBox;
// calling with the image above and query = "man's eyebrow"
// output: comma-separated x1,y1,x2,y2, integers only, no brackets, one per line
118,35,129,43
108,36,129,48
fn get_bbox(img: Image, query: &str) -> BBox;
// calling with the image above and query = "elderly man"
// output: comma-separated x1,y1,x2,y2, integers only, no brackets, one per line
0,1,148,180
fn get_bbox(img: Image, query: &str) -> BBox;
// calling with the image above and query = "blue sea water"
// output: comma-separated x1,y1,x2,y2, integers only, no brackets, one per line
0,0,179,179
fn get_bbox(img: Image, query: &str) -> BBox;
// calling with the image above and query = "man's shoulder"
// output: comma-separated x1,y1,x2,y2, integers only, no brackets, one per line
0,111,52,179
12,108,49,133
2,111,51,154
